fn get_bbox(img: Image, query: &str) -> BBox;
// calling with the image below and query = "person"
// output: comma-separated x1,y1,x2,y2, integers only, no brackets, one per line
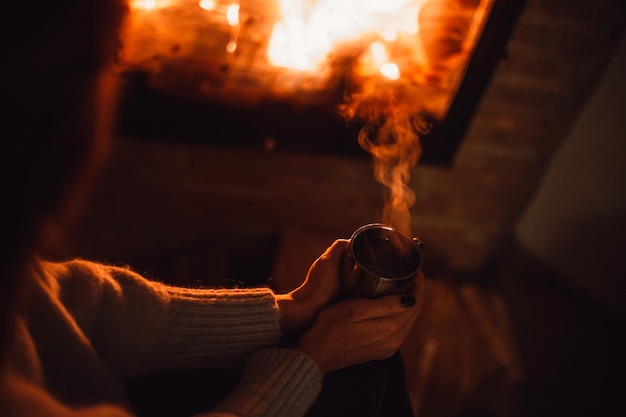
0,1,423,416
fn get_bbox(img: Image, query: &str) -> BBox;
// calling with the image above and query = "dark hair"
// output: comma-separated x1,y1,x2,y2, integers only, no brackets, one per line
0,0,127,369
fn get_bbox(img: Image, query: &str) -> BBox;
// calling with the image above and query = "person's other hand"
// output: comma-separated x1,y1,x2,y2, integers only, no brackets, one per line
295,271,423,376
276,239,349,336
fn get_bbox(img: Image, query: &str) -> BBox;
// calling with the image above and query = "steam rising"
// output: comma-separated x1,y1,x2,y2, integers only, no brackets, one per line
339,80,431,236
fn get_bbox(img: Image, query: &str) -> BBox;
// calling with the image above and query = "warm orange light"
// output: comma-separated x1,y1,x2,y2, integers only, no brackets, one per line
131,0,174,11
226,3,240,26
122,0,495,109
380,63,400,80
133,0,156,10
369,42,388,65
268,0,426,71
199,0,216,11
364,42,400,80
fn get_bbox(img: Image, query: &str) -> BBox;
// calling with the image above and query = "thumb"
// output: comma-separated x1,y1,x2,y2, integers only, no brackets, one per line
296,239,349,297
311,239,350,271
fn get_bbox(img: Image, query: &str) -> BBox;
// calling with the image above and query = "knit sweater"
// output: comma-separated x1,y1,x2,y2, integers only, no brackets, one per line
0,258,322,417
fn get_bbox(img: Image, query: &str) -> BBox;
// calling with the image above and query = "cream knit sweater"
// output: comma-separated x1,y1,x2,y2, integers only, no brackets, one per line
0,259,321,417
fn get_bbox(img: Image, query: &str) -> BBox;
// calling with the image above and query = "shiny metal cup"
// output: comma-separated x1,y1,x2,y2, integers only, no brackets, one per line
343,223,424,298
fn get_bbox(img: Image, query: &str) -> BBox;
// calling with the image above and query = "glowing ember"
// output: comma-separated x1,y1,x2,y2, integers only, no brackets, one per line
226,3,240,26
132,0,171,10
199,0,217,11
380,63,400,80
366,42,400,80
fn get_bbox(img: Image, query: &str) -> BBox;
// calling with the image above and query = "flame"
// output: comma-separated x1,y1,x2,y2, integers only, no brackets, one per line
199,0,217,11
269,0,426,73
131,0,173,10
226,3,240,26
367,41,400,80
124,0,243,63
133,0,156,10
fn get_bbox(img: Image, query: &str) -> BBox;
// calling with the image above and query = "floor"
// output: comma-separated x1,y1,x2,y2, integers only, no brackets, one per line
490,241,625,417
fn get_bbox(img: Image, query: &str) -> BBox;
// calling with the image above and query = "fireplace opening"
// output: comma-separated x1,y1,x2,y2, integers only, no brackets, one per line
115,0,525,166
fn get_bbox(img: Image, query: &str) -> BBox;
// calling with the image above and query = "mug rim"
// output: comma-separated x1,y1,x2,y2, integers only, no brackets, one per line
349,223,422,281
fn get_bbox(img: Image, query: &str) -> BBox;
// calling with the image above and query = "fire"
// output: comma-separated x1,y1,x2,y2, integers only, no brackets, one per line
199,0,217,10
268,0,426,79
379,63,400,81
225,3,240,26
121,0,492,110
368,42,400,80
131,0,172,10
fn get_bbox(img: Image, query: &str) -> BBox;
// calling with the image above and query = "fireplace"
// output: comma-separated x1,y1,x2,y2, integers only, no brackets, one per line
115,0,525,165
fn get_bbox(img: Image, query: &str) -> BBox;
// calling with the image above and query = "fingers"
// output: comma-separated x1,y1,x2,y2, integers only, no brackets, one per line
352,297,420,356
286,240,350,334
345,293,419,321
296,239,347,285
337,293,421,343
295,253,425,375
297,294,420,374
305,239,348,281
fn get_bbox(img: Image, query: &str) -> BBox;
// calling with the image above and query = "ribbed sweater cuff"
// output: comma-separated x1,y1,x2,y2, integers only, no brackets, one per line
162,287,280,369
213,349,322,417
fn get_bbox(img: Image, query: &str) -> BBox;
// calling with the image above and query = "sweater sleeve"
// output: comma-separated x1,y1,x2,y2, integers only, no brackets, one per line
210,349,322,417
14,259,323,417
38,259,281,378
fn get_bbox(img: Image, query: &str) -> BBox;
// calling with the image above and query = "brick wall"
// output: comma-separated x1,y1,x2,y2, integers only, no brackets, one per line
411,0,626,273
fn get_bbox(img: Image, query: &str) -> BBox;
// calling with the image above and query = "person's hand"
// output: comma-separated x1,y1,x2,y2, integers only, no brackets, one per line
276,239,350,336
295,271,424,377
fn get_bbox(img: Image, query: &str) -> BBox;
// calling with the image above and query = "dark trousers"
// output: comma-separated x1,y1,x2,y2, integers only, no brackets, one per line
126,351,414,417
306,351,414,417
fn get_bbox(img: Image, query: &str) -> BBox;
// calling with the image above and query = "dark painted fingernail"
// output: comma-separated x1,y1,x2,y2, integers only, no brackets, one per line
400,295,416,307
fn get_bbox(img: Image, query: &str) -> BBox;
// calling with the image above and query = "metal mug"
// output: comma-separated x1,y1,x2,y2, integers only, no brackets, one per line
343,223,424,298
